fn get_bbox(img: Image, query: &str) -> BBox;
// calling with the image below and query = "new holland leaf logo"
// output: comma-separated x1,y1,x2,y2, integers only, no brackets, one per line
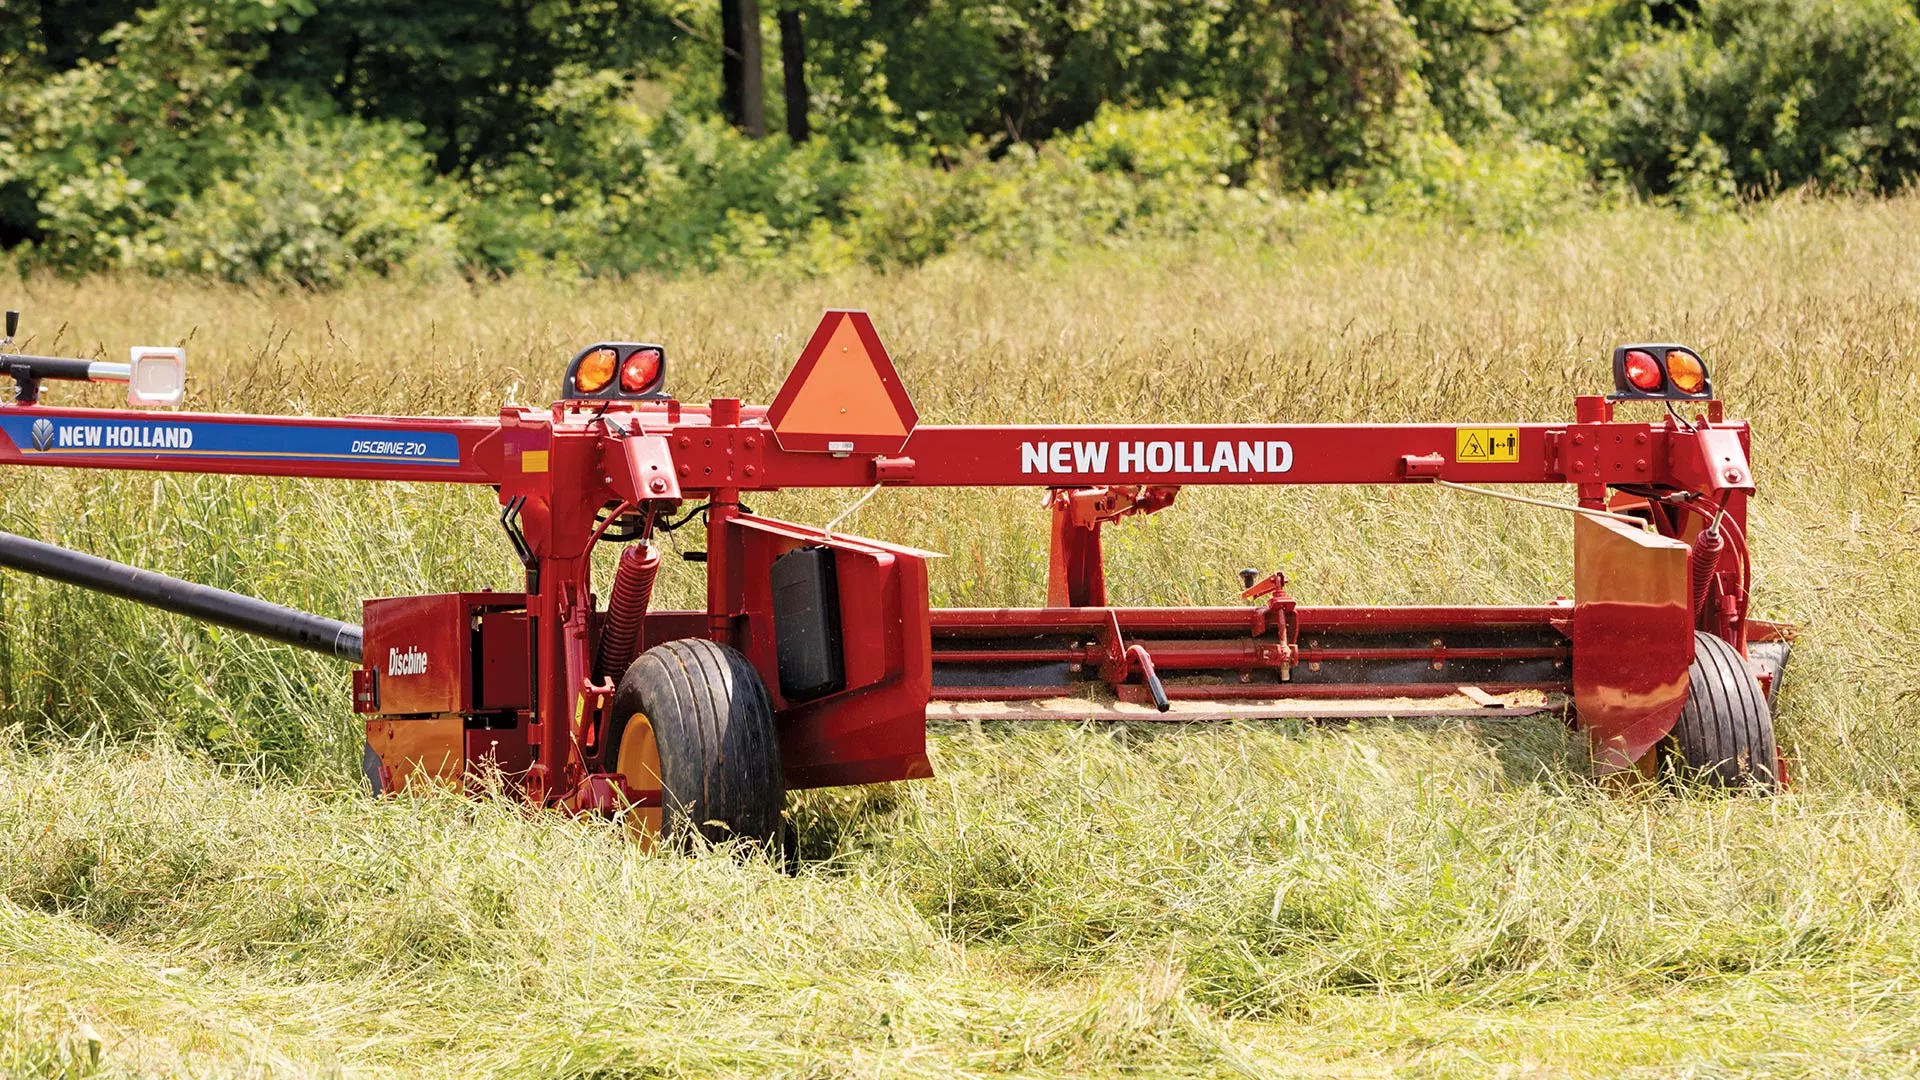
29,418,52,452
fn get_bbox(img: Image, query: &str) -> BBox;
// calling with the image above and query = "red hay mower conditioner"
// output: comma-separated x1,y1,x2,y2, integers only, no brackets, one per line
0,309,1791,843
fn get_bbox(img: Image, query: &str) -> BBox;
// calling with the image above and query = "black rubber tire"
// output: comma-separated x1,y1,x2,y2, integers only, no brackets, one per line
604,638,785,848
362,739,385,796
1664,631,1779,792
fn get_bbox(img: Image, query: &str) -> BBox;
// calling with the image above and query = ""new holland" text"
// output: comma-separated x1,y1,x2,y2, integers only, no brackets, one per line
56,424,195,449
1020,440,1293,476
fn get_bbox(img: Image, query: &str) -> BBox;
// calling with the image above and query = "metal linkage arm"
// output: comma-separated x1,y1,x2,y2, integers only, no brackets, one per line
657,415,1749,493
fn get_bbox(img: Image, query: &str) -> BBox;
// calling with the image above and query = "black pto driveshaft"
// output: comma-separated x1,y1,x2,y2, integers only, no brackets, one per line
0,529,363,660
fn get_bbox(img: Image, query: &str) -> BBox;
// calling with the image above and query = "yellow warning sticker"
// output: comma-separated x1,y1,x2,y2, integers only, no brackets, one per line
521,449,550,473
1455,427,1520,463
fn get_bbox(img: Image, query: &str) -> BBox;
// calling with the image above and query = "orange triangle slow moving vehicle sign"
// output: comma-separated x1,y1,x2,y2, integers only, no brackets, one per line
767,310,918,454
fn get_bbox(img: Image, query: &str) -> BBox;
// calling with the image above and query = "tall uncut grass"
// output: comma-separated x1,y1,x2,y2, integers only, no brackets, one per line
2,197,1919,1076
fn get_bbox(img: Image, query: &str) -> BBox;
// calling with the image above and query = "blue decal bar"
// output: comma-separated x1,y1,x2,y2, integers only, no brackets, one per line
0,415,462,467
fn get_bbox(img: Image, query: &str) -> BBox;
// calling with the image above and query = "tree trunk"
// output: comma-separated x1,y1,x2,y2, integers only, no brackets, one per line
721,0,766,137
780,7,809,142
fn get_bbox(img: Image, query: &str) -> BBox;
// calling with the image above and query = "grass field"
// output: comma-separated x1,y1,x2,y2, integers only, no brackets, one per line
3,196,1920,1077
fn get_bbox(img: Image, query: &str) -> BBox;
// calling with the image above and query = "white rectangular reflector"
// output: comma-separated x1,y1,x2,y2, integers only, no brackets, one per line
127,347,185,406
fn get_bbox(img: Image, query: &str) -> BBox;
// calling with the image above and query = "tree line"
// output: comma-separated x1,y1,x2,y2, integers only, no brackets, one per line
2,0,1917,283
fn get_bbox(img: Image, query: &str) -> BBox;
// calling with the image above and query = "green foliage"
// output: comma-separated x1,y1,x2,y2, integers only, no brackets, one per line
1060,101,1246,182
463,92,866,275
0,0,459,287
1354,128,1594,230
1594,0,1920,194
464,94,1275,276
251,0,687,172
836,144,1208,267
4,0,1920,281
0,0,259,269
1402,0,1549,136
143,111,459,287
794,0,1472,184
831,102,1269,268
1211,0,1432,183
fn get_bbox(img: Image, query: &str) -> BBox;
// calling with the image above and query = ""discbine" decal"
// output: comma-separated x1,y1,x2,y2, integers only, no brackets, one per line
387,646,429,676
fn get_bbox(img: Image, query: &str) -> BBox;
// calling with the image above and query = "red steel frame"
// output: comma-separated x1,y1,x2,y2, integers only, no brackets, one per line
0,338,1772,804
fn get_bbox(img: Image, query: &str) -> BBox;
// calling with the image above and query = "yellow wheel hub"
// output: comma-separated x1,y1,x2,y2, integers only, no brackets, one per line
615,711,664,842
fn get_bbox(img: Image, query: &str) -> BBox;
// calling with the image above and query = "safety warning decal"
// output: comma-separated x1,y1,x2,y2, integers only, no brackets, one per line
1455,426,1520,463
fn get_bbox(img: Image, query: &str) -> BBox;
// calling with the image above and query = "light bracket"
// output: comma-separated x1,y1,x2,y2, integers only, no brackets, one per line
1609,344,1712,402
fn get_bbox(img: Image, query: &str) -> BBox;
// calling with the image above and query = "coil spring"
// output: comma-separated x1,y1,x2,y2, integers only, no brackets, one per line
1689,525,1725,617
596,543,660,681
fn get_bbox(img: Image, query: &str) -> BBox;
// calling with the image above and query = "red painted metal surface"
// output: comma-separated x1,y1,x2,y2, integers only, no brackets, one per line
594,544,659,681
360,593,526,716
716,513,936,788
928,693,1568,722
0,309,1779,810
0,402,1748,497
1573,514,1695,772
659,420,1746,492
366,716,463,791
932,605,1571,633
1044,486,1178,606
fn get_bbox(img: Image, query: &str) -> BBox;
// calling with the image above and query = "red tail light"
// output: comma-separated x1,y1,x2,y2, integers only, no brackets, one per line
620,348,663,393
1623,350,1663,392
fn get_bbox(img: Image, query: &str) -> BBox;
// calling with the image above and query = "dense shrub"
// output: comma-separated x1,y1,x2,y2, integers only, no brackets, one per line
1354,129,1594,230
840,143,1242,267
449,89,1281,278
797,0,1456,183
462,84,867,276
0,1,256,270
142,112,459,287
1595,0,1920,194
1215,0,1431,183
1061,101,1247,182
